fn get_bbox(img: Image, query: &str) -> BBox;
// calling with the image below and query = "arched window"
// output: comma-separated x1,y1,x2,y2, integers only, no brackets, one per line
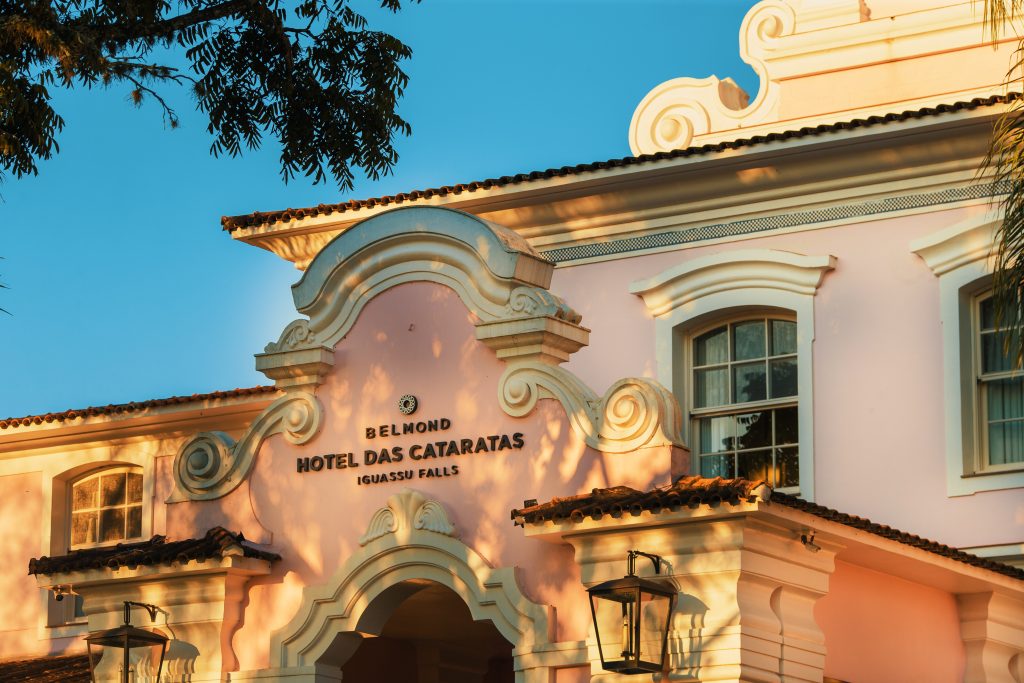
690,316,799,488
631,249,833,500
70,467,144,548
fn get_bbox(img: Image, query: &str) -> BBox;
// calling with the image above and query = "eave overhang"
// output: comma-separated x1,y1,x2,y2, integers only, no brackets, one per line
515,493,1024,598
227,100,1009,270
0,392,279,458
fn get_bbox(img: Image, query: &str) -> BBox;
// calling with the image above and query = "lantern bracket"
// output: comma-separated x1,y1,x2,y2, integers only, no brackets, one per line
123,600,161,625
627,549,663,577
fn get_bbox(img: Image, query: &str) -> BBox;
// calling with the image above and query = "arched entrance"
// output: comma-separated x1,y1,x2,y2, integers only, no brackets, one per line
337,579,513,683
265,490,559,682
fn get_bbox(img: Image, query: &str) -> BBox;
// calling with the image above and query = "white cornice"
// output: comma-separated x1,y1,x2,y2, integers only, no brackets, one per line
910,211,1000,275
230,109,1002,270
0,396,276,458
630,249,835,318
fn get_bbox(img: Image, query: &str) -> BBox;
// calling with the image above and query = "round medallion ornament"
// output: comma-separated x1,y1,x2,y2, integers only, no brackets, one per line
398,395,418,415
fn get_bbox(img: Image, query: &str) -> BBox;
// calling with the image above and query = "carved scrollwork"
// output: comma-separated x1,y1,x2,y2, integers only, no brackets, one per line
506,287,583,324
170,392,323,502
174,431,236,499
358,507,398,546
358,490,456,546
498,362,684,454
599,378,684,453
265,319,318,354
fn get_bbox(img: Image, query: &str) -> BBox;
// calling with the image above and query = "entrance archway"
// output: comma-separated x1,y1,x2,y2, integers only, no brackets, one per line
267,490,557,682
337,579,513,683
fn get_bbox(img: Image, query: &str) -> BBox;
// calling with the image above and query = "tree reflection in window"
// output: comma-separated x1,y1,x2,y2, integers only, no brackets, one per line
692,318,798,488
70,468,143,548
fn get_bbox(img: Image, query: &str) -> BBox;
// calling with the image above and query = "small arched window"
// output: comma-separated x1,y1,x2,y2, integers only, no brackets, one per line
70,467,144,548
690,315,799,489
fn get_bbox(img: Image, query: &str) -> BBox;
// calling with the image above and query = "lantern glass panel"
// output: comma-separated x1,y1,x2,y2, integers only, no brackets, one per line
589,586,641,671
638,590,671,669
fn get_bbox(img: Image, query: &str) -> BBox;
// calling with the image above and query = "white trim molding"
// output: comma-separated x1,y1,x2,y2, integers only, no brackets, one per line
251,490,584,683
631,249,835,502
910,213,1024,496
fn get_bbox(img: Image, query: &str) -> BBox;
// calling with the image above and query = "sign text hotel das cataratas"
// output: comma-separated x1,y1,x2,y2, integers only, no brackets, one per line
295,395,524,486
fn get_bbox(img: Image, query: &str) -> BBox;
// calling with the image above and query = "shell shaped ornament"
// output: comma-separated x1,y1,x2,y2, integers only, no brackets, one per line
398,394,418,415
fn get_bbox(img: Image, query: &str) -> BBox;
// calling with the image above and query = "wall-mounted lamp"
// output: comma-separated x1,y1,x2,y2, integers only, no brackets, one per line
85,601,168,683
50,584,78,602
801,531,821,553
587,550,675,674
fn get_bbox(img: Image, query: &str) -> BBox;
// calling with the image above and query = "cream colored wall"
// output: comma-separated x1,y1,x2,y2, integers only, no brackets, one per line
0,471,51,655
815,559,965,681
629,0,1018,155
551,203,1022,550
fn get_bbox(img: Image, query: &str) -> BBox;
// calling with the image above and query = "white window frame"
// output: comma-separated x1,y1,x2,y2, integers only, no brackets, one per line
911,213,1024,495
631,249,835,502
973,291,1024,474
40,454,156,636
687,314,801,491
68,465,145,550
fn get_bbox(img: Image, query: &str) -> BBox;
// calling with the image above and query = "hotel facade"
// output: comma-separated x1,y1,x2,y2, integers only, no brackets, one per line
2,1,1024,681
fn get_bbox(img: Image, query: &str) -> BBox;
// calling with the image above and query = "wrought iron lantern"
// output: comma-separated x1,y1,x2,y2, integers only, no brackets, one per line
587,550,675,674
85,601,168,683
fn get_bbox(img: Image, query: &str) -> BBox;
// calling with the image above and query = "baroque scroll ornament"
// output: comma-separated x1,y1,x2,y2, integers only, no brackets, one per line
171,392,323,502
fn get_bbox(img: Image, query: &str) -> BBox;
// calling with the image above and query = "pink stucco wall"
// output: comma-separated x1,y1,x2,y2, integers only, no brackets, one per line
551,204,1024,550
815,560,965,682
181,282,676,670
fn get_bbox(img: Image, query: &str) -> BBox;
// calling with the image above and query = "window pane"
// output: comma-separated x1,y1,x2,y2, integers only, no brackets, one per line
771,320,797,355
733,363,767,403
732,321,766,361
694,326,728,366
695,367,729,408
71,511,97,546
989,420,1024,465
699,416,734,454
700,454,734,479
127,472,143,504
777,447,800,488
72,478,98,511
737,449,773,482
99,508,126,543
100,473,126,507
987,378,1024,420
127,506,143,539
981,297,996,331
982,332,1021,373
73,594,86,619
769,358,798,398
736,411,771,450
776,407,799,444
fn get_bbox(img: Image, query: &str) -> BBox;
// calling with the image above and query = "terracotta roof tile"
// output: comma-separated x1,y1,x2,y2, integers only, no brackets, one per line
0,386,279,432
511,476,1024,583
28,527,281,576
0,654,92,682
222,95,1018,232
768,492,1024,581
511,476,769,525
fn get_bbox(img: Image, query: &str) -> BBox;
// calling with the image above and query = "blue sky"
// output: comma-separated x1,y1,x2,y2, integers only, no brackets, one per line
1,0,756,418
